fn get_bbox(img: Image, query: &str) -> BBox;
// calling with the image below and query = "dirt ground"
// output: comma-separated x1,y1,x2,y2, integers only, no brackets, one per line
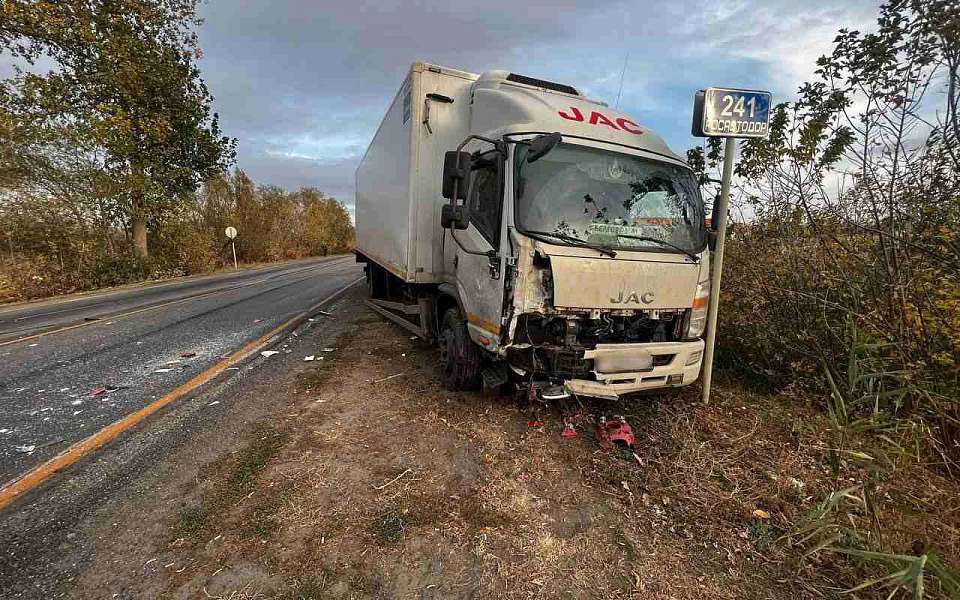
66,303,960,599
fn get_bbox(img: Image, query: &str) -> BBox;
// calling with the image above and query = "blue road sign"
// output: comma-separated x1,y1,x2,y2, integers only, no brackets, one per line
692,88,772,138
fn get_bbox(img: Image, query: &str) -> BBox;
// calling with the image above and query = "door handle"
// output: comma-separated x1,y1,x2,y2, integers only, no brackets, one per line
487,251,500,280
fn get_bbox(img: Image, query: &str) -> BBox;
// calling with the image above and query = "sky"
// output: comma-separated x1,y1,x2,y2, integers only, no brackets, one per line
163,1,883,209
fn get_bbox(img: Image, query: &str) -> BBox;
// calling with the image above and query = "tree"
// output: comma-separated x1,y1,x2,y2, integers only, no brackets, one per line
1,0,235,258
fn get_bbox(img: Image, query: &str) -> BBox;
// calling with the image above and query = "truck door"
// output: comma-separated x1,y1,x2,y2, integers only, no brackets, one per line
456,149,507,349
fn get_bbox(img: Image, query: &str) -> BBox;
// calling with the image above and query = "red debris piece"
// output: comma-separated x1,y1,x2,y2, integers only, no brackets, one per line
527,420,545,428
561,421,578,438
89,387,108,398
596,416,635,450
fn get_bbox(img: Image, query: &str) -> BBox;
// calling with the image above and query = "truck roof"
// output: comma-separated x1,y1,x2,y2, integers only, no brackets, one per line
412,62,685,165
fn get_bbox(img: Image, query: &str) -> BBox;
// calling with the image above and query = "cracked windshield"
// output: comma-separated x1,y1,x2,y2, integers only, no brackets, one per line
514,144,706,254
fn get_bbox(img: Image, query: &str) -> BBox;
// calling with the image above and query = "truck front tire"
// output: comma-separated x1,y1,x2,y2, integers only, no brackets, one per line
438,308,482,391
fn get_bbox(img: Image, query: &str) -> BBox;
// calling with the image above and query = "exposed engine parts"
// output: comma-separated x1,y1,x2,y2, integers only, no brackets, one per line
515,310,687,348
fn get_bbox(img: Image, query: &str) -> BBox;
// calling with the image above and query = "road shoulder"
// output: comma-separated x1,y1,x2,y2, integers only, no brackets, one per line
43,292,800,599
0,286,367,599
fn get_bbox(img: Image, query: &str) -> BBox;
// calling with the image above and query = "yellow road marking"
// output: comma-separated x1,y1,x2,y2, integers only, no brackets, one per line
0,257,352,348
0,276,363,512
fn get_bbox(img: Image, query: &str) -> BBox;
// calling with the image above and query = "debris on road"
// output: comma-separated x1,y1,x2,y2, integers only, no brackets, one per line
154,368,175,373
208,401,220,407
372,373,405,383
373,468,412,490
90,387,109,398
322,347,335,352
315,309,332,316
561,421,578,438
596,416,636,450
180,352,197,358
260,350,280,358
0,428,10,434
71,400,83,406
15,445,36,454
303,355,315,362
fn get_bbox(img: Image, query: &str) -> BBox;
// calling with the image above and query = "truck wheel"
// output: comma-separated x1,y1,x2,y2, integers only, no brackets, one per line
438,308,482,390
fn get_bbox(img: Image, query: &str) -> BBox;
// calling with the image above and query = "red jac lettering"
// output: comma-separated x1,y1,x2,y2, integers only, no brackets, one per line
557,107,643,135
558,107,584,122
589,111,617,129
615,118,642,134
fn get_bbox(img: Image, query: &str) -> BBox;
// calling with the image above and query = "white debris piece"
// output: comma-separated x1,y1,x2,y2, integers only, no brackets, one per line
154,368,175,373
71,400,83,406
0,428,10,434
208,401,220,406
322,348,335,352
303,355,315,362
16,445,36,453
260,350,280,357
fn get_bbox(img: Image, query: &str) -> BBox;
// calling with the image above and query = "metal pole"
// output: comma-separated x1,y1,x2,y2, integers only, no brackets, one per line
701,137,737,404
231,241,238,271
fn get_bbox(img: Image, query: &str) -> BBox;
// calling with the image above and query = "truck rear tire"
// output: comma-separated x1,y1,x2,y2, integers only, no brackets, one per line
438,308,482,391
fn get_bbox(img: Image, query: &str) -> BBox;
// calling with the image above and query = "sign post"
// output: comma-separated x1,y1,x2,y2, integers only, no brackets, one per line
692,87,772,403
225,226,238,271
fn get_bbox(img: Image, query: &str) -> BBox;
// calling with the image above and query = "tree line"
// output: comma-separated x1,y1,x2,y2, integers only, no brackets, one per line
0,1,354,301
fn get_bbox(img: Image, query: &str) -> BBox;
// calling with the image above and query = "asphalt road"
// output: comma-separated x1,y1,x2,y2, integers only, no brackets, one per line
0,255,362,485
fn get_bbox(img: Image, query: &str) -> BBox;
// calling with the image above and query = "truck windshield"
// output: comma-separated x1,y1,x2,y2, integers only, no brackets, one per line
514,143,706,255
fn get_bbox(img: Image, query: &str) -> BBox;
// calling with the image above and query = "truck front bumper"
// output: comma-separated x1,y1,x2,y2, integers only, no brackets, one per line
564,339,704,399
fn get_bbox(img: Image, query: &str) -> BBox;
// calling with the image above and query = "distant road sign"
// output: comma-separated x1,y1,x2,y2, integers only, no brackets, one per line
225,226,238,239
692,87,772,138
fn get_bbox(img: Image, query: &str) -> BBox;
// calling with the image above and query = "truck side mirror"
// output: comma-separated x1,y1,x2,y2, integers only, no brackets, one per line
710,195,721,231
442,151,473,200
441,204,468,230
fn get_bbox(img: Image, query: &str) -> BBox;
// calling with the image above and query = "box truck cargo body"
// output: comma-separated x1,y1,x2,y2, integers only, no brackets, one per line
355,62,711,399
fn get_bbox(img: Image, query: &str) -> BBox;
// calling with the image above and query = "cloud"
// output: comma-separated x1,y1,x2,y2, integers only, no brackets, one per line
0,0,873,208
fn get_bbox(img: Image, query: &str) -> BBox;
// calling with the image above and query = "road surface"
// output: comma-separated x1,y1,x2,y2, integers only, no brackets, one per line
0,255,362,485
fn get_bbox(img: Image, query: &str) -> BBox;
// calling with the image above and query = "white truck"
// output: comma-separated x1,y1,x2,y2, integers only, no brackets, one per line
355,62,714,399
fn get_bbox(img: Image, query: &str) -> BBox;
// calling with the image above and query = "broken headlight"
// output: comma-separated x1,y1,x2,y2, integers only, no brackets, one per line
686,279,710,338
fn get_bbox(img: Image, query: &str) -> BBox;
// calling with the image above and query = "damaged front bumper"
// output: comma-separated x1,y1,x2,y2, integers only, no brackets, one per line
563,339,704,399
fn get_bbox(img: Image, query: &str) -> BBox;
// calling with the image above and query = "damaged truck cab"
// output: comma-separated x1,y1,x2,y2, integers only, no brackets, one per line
356,63,710,399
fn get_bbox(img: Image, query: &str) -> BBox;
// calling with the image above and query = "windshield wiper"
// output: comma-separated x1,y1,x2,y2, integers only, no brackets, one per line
521,229,617,257
614,234,699,262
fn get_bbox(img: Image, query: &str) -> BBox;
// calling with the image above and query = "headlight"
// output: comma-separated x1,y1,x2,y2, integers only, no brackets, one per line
686,279,710,338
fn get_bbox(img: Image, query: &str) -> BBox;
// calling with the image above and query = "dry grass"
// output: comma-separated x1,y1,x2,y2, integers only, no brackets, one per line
150,310,958,599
